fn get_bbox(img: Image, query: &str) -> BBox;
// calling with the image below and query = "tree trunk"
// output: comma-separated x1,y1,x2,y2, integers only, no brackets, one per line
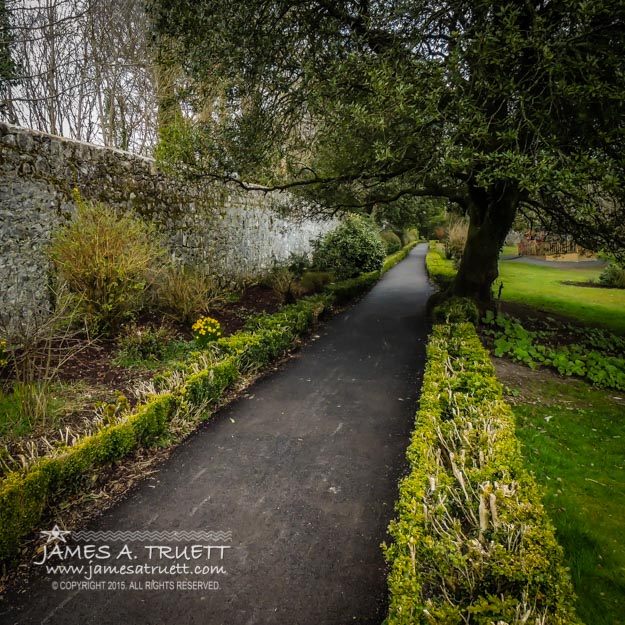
451,184,519,302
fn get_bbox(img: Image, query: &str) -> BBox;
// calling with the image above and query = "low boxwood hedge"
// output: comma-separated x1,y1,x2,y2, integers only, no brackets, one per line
425,241,456,288
0,245,416,565
383,242,418,273
384,322,582,624
0,298,328,565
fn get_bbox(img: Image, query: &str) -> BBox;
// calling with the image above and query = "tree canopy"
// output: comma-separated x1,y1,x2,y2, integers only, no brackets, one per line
148,0,625,301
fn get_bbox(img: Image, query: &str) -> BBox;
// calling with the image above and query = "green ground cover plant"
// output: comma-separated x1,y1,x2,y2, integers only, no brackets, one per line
384,321,580,624
497,369,625,625
482,312,625,391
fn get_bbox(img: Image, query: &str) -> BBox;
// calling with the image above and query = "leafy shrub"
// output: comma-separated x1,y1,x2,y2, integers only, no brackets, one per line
156,265,222,324
599,264,625,289
382,243,417,273
299,271,333,294
325,271,380,305
381,230,402,255
263,266,298,303
48,199,165,334
482,312,625,390
312,214,386,280
401,228,418,245
116,324,172,364
432,296,480,324
287,252,311,278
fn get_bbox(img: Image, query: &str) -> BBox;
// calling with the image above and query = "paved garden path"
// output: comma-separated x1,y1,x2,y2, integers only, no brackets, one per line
1,244,431,625
502,256,605,268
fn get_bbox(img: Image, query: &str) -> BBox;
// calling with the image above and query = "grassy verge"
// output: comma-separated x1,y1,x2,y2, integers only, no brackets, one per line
497,262,625,334
0,244,416,566
384,321,580,624
496,366,625,625
425,242,625,334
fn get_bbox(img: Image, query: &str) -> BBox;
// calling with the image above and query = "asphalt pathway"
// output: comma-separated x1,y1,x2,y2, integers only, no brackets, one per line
1,244,431,625
502,256,605,268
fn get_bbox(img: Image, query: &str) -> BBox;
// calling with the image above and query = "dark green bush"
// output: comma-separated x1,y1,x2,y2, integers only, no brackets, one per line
599,263,625,289
381,230,402,255
432,296,480,324
325,271,380,305
312,214,386,280
382,243,417,273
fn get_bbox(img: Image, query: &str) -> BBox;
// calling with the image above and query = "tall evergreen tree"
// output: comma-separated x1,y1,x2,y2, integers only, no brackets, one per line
148,0,625,301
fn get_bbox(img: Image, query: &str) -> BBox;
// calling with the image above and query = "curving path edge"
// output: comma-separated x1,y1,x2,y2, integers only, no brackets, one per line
1,244,432,625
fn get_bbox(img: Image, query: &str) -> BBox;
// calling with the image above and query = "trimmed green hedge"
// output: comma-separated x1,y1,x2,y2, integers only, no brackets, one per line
383,241,417,273
325,270,380,305
0,245,416,565
426,241,456,288
384,322,582,624
0,394,177,563
324,241,417,306
0,298,327,564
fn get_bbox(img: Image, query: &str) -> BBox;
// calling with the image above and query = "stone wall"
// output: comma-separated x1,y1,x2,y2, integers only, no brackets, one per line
0,123,336,322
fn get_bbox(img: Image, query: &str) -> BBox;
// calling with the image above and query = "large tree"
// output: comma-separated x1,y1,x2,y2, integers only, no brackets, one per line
148,0,625,301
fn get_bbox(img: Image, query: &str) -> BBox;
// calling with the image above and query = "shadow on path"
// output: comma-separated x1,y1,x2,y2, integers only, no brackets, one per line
1,244,432,625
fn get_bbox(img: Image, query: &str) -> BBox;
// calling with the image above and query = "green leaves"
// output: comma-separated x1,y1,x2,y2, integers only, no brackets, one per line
312,213,386,280
385,322,581,624
149,0,625,274
483,313,625,391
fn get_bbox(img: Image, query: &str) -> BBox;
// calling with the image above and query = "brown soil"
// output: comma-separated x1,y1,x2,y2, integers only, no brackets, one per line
490,356,562,404
0,284,285,476
498,301,577,328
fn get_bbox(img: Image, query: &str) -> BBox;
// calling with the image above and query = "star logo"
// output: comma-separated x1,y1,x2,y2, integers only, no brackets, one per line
40,525,71,544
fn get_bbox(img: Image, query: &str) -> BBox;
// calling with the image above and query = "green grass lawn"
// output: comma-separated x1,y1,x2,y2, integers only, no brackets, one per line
497,261,625,334
499,371,625,625
427,242,625,334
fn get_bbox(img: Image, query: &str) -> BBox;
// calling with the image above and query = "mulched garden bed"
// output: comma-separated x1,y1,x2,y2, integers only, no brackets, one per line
0,284,283,477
